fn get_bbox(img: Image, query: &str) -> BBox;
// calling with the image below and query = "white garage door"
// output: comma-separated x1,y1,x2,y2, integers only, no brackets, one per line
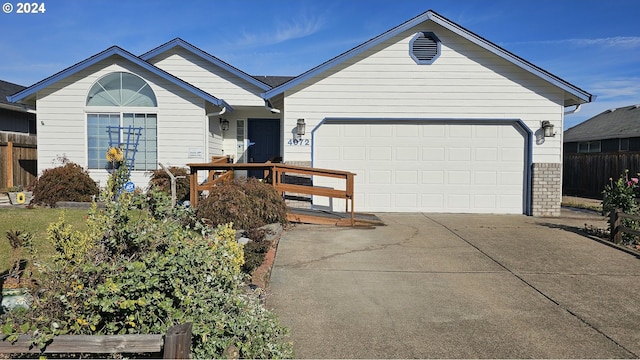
312,120,527,214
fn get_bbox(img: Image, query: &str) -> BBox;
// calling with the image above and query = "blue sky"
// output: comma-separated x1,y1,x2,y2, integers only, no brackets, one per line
1,0,640,129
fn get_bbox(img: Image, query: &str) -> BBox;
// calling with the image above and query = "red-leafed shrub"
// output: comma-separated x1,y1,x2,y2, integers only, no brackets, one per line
147,166,191,202
196,178,287,230
32,162,99,207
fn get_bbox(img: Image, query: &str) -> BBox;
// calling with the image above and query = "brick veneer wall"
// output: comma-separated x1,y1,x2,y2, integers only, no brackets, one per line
531,163,562,217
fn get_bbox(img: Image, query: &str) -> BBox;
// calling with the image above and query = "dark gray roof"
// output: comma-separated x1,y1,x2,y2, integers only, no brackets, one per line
564,104,640,142
252,76,295,88
0,80,27,106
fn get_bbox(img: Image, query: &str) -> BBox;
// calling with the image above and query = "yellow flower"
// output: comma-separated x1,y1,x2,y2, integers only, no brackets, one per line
106,147,124,162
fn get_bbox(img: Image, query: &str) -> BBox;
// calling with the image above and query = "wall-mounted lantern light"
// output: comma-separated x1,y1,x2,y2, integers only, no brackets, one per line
220,118,229,132
296,118,306,137
541,121,555,137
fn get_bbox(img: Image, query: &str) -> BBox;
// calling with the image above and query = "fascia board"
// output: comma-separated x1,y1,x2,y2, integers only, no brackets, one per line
8,46,233,111
264,10,593,105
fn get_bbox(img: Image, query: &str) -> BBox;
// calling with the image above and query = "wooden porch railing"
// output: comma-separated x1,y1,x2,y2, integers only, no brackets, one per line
187,160,356,226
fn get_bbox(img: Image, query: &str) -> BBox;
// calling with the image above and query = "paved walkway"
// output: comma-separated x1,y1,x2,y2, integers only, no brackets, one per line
267,210,640,358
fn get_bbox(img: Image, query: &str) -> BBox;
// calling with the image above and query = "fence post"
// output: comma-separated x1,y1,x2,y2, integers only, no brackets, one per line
5,141,13,188
163,322,192,359
610,207,622,244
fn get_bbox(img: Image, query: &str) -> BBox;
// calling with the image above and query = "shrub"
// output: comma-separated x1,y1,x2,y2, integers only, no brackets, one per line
240,228,271,274
32,162,99,207
0,189,293,358
603,170,640,244
242,239,271,274
196,178,288,230
148,166,191,202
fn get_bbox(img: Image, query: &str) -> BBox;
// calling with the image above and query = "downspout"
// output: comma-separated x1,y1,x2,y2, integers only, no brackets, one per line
264,99,281,114
563,104,581,115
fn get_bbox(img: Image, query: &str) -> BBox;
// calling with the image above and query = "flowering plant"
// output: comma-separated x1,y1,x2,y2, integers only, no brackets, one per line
602,170,639,215
105,147,123,163
603,170,640,244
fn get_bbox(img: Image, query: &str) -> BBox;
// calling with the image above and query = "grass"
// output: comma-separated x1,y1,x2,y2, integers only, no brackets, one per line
561,196,603,213
0,207,89,273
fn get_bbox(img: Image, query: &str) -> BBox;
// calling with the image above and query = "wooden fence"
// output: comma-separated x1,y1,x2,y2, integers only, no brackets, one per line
563,152,640,199
0,132,37,190
0,322,192,358
609,208,640,244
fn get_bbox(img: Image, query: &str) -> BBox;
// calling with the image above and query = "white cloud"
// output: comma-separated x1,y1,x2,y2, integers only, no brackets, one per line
589,78,640,99
507,36,640,49
235,13,325,48
568,36,640,48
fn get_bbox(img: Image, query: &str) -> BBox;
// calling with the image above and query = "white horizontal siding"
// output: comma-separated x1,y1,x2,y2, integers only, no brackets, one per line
35,59,211,188
282,21,565,164
148,47,264,107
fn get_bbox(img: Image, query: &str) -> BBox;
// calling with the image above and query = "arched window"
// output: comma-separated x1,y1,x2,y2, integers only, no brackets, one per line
87,72,157,107
86,72,158,171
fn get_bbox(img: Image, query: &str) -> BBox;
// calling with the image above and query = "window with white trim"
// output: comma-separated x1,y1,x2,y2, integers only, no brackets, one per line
236,119,245,162
86,72,158,170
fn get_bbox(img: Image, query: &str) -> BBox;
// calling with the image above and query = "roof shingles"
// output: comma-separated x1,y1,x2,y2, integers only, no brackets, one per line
564,105,640,142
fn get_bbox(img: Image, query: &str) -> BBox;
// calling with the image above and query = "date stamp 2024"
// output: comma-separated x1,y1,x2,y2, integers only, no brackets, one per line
3,2,46,14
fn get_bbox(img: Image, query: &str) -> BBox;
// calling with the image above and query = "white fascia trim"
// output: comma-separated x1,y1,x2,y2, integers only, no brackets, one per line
263,10,593,105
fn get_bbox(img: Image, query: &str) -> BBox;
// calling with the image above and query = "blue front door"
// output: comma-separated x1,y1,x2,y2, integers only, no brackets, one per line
247,119,280,178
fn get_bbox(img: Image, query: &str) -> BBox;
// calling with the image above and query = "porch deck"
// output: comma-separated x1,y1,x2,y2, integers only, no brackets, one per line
287,207,384,227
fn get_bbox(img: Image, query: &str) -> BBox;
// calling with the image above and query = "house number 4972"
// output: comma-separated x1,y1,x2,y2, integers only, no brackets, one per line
287,138,310,146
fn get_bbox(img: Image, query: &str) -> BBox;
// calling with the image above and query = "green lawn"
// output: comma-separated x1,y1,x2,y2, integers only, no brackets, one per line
0,207,89,273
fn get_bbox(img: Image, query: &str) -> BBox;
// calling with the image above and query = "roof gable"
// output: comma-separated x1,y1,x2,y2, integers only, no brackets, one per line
141,38,271,91
564,105,640,142
263,10,594,106
7,46,233,111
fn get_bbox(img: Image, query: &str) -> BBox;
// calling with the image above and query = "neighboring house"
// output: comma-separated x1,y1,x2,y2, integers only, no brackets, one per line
563,105,640,198
7,10,593,216
0,80,36,134
564,105,640,154
0,80,37,189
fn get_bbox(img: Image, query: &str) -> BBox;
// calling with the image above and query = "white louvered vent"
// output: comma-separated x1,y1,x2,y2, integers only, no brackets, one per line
410,32,441,64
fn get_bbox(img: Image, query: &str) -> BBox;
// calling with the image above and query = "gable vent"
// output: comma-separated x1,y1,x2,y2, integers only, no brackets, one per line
410,32,441,64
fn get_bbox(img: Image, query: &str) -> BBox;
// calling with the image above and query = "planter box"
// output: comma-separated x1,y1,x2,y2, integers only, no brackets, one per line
8,191,33,205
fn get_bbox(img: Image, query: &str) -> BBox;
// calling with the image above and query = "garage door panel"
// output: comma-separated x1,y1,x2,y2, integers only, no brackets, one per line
423,147,445,160
396,194,418,208
396,147,419,160
313,121,526,213
475,148,498,161
370,125,392,137
449,148,472,161
343,147,366,160
422,170,444,184
395,170,418,184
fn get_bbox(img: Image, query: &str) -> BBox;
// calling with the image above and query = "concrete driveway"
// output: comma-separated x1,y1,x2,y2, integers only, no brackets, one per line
267,210,640,359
